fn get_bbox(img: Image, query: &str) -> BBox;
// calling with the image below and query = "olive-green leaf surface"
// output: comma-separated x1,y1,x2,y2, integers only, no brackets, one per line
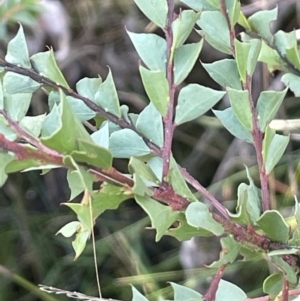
281,73,300,97
262,128,289,174
19,114,46,137
258,41,286,73
174,40,203,85
136,102,163,147
3,72,40,94
256,210,289,243
166,213,212,241
171,282,203,301
139,66,169,116
134,0,167,28
213,108,253,142
234,39,250,83
197,11,231,55
94,69,121,117
131,173,153,197
167,156,198,201
5,25,31,68
244,167,261,223
209,236,240,268
247,39,262,77
30,50,69,87
248,7,277,44
186,202,224,235
71,139,112,169
175,84,225,125
129,157,159,184
72,228,90,260
215,280,247,301
56,221,81,238
109,128,151,158
202,59,242,90
270,256,297,284
228,183,251,225
227,0,240,26
127,31,167,72
263,273,282,298
228,88,252,130
294,196,300,224
135,195,180,241
274,30,300,70
256,88,288,132
172,10,200,48
41,90,97,156
66,157,95,199
91,183,132,218
0,151,15,187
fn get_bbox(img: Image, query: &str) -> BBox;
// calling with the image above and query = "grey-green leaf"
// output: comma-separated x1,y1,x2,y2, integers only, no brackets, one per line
171,283,203,301
186,202,224,235
4,93,32,122
174,40,203,85
76,77,102,101
172,10,200,48
181,0,217,11
5,25,31,68
257,88,288,132
127,31,167,72
281,73,300,97
94,69,121,117
132,286,149,301
228,88,252,130
234,39,250,83
197,11,231,54
136,102,163,147
134,0,167,28
213,108,253,142
215,280,247,301
109,129,151,158
3,72,40,94
140,66,169,116
248,7,277,44
202,59,242,90
264,133,289,174
175,84,224,125
257,210,289,243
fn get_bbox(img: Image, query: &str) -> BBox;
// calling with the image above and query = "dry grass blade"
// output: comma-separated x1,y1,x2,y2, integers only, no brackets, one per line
38,285,121,301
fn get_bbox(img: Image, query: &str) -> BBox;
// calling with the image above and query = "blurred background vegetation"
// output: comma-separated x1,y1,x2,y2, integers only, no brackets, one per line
0,0,300,300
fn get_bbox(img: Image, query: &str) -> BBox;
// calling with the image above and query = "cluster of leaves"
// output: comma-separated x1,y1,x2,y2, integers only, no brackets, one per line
1,0,300,300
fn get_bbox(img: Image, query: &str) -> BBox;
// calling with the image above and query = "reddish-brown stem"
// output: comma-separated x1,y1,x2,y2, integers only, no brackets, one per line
204,264,227,301
0,110,62,158
180,166,230,219
0,133,64,165
219,0,236,56
162,0,176,179
244,75,269,211
282,278,289,301
0,58,162,157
